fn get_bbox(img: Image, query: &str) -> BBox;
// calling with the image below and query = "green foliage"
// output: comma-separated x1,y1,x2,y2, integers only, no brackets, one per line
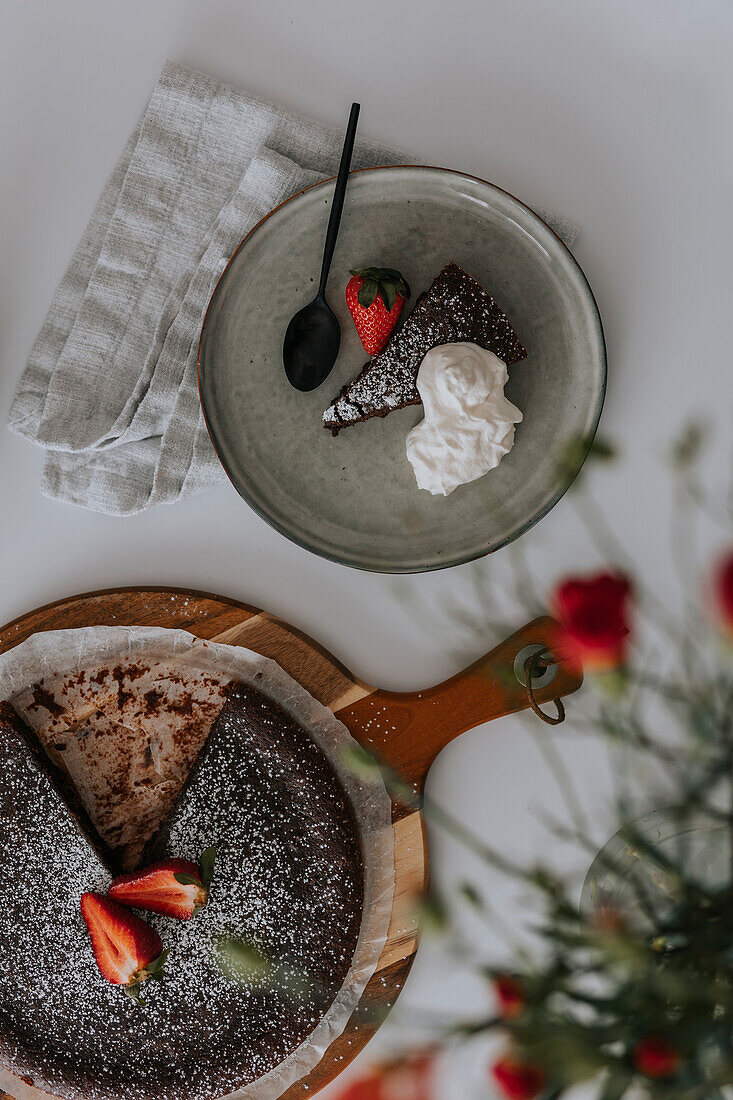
217,937,271,987
199,846,216,888
449,655,733,1097
669,421,707,470
417,893,449,935
558,434,617,485
339,603,733,1097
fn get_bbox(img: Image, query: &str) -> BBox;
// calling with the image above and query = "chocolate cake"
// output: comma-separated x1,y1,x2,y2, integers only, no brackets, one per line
323,261,527,434
0,684,364,1100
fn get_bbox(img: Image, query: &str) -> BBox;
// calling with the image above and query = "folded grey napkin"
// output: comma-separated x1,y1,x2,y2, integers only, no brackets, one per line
9,61,579,515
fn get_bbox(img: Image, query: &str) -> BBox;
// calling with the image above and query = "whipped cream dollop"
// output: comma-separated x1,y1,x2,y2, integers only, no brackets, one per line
406,342,523,496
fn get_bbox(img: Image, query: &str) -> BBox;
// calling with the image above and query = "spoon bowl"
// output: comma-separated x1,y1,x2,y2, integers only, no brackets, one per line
283,293,341,391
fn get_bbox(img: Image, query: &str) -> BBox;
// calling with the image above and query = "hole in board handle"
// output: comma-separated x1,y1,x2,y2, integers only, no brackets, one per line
513,644,558,689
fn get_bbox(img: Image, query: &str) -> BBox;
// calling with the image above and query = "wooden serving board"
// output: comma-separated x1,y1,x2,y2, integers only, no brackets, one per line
0,587,583,1100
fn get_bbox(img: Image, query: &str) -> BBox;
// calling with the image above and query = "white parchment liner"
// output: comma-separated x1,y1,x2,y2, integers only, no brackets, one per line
0,626,395,1100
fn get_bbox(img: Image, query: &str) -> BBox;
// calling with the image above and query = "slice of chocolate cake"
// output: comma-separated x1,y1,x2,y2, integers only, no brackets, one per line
0,683,364,1100
144,680,365,1066
0,703,112,1095
323,261,527,434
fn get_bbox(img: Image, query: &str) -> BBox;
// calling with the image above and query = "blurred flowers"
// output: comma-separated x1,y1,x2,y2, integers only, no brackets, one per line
491,1054,546,1100
632,1036,681,1080
310,430,733,1100
714,551,733,637
493,975,525,1020
336,1052,435,1100
552,571,632,672
336,534,733,1098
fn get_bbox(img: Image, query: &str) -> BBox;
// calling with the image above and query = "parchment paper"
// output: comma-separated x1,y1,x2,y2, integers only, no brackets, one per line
0,626,395,1100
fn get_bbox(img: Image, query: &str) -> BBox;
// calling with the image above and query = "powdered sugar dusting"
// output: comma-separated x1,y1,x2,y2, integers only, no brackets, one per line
323,262,527,433
0,681,364,1100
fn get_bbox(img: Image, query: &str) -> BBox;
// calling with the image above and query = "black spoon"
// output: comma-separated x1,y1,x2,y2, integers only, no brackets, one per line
283,102,360,391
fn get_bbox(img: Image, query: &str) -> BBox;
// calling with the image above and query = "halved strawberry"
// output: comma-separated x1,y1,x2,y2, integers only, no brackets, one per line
80,892,167,1004
108,847,216,920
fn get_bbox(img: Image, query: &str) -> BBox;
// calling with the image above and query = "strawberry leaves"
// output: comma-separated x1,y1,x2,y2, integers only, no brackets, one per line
145,949,169,982
124,949,169,1006
173,845,216,894
381,282,397,313
173,871,202,886
356,276,380,310
350,267,410,313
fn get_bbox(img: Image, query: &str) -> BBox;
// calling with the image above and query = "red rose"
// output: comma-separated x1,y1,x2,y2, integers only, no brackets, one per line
552,572,632,671
714,552,733,635
633,1035,680,1079
491,1055,545,1100
494,974,525,1019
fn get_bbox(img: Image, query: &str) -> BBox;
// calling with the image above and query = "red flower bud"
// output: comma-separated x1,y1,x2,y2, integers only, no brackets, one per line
593,906,627,936
494,974,525,1019
552,572,632,672
336,1052,435,1100
336,1078,383,1100
491,1055,545,1100
714,553,733,636
633,1035,680,1079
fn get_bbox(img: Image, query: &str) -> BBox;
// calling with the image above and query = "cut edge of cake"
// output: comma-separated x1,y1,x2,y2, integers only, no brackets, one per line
0,701,115,871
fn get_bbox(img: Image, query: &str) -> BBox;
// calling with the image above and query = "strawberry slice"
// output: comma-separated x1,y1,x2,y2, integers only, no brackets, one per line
108,847,216,920
80,892,167,1004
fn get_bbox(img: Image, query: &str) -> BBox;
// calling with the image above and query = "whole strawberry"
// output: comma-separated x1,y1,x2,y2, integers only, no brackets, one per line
346,267,410,356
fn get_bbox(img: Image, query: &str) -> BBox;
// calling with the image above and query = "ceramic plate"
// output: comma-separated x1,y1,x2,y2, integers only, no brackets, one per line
198,166,606,572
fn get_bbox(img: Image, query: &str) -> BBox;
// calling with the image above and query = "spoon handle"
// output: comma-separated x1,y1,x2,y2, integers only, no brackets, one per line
318,102,360,296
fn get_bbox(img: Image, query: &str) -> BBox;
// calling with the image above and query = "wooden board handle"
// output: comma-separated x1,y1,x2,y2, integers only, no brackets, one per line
334,616,582,791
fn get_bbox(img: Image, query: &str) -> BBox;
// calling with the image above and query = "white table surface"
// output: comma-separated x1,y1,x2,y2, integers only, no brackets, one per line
1,1,732,1096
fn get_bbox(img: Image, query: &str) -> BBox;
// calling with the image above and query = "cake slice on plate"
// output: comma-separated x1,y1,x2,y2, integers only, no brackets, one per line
323,261,527,435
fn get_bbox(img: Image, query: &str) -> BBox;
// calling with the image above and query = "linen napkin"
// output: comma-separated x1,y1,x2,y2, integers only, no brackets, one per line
8,61,578,515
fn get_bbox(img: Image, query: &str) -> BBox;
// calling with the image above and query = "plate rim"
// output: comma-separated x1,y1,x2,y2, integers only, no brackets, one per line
198,163,607,573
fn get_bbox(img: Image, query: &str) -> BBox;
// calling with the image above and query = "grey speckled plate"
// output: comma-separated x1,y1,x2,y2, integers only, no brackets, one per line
198,166,606,572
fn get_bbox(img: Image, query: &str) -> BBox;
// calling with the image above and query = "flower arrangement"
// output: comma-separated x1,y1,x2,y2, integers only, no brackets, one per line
329,432,733,1100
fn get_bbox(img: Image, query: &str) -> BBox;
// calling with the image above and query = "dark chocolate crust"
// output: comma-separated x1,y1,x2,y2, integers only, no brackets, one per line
323,261,527,434
0,685,365,1100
